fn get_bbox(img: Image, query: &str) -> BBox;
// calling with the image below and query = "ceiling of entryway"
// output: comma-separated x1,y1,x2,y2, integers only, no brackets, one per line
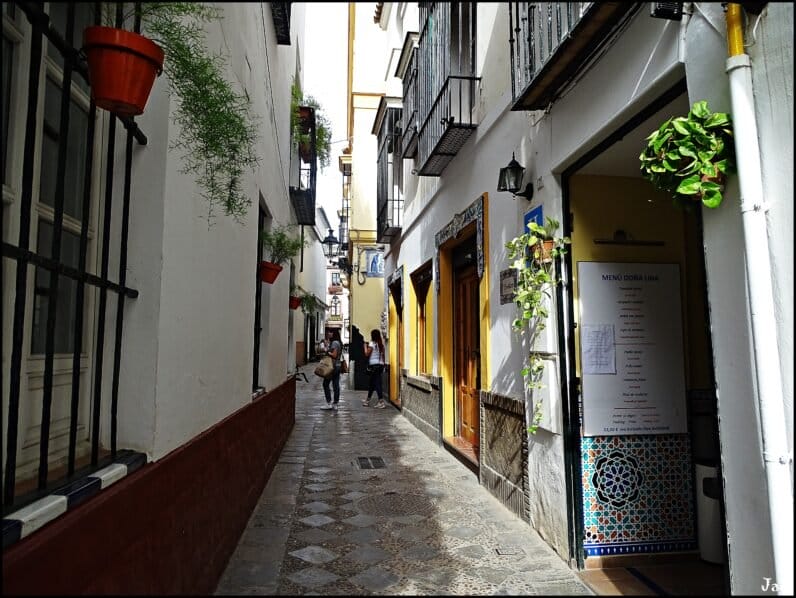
577,93,691,178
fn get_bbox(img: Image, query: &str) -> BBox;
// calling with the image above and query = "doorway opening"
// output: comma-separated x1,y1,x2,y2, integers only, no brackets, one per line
559,83,727,594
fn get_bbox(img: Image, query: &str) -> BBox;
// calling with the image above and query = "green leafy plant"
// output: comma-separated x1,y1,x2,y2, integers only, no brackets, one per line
299,291,320,315
639,100,735,209
98,3,259,222
260,225,306,266
505,217,570,434
290,79,332,171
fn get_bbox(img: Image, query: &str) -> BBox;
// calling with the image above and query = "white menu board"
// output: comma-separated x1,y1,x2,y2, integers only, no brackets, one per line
578,262,687,436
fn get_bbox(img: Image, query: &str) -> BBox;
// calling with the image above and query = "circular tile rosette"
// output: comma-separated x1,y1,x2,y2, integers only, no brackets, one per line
591,449,643,508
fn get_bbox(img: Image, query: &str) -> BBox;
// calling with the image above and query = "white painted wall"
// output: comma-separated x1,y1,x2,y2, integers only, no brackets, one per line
392,6,687,561
360,2,794,582
111,3,306,460
684,3,793,593
751,2,793,460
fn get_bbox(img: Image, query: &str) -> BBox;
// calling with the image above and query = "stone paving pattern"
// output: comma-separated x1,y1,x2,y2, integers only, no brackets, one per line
215,364,593,596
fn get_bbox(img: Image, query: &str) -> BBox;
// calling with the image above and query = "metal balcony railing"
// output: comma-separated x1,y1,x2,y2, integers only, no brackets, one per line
290,106,316,225
401,48,419,159
338,164,351,252
415,2,480,176
375,105,403,243
270,2,292,45
416,75,479,176
509,2,640,110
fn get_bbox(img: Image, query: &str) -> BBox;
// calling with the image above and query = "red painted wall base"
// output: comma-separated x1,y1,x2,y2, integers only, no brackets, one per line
2,378,296,595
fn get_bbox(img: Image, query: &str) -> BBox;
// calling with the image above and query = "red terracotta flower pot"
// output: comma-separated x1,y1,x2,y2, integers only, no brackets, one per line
83,26,165,117
259,261,283,284
289,296,301,310
533,239,555,264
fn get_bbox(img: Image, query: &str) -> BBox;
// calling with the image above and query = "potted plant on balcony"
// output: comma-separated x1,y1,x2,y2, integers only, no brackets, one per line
505,217,570,434
290,80,333,171
639,100,735,209
259,225,306,284
82,3,259,222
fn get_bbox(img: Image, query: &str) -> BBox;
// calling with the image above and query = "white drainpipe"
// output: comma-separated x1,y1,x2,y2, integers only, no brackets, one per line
725,5,793,595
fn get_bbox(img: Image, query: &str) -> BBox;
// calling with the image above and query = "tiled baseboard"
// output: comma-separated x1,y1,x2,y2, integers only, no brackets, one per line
2,449,146,549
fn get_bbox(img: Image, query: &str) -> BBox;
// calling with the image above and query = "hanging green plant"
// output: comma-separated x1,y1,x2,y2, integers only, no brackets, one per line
505,217,570,434
299,292,320,315
290,79,333,171
639,100,735,209
89,3,260,222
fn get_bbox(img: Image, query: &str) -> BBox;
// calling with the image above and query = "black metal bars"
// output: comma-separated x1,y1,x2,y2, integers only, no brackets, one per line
2,1,143,508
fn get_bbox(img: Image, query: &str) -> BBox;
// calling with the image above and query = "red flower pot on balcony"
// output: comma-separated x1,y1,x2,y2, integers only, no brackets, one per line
83,26,165,117
289,296,301,310
259,261,283,284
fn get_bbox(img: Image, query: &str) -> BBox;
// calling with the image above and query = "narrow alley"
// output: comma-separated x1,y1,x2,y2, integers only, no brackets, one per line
214,363,593,596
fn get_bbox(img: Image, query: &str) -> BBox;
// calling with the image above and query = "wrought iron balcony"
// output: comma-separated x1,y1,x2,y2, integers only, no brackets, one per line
416,75,480,176
509,2,640,111
396,33,419,159
415,3,480,176
289,106,317,225
373,99,403,243
271,2,292,45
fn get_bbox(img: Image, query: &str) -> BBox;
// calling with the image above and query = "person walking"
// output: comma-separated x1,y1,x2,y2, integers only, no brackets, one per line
322,329,343,411
362,329,386,408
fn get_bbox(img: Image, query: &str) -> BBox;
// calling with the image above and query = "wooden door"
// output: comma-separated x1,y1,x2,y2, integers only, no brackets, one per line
454,265,480,449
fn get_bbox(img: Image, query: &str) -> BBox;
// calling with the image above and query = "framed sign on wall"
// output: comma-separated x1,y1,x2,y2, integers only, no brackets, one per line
577,262,688,436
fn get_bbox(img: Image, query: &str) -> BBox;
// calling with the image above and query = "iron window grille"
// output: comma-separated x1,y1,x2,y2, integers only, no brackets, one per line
2,2,145,510
374,101,403,244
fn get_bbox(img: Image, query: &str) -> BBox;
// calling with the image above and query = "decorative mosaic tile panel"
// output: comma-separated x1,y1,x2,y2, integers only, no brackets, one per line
581,435,697,557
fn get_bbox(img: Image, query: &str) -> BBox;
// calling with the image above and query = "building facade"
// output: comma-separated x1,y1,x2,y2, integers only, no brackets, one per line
369,2,793,595
2,3,326,592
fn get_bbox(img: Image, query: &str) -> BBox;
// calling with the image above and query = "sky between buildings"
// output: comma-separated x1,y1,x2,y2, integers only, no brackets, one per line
302,2,350,234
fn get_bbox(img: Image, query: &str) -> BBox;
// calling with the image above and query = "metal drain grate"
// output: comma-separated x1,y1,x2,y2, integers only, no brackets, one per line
354,456,386,469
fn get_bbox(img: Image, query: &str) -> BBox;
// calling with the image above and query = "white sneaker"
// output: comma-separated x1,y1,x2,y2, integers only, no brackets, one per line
332,404,339,411
321,404,333,410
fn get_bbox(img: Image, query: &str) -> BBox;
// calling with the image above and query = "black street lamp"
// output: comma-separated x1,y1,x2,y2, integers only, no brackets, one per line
497,152,533,200
322,228,339,259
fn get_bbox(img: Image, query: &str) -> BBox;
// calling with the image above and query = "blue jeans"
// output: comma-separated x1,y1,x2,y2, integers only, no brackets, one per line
323,366,341,404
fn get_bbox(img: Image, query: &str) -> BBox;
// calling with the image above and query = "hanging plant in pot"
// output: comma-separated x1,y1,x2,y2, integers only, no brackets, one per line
639,100,736,209
82,3,259,222
259,225,306,284
289,286,302,310
82,26,164,116
505,217,570,434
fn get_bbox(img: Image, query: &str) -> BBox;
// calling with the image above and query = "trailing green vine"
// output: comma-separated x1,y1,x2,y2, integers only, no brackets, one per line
104,3,260,223
505,217,570,434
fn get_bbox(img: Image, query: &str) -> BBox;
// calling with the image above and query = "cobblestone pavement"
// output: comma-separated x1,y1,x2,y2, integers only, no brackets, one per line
215,364,593,596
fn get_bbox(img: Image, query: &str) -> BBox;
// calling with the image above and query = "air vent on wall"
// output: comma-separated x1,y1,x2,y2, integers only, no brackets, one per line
650,2,683,21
